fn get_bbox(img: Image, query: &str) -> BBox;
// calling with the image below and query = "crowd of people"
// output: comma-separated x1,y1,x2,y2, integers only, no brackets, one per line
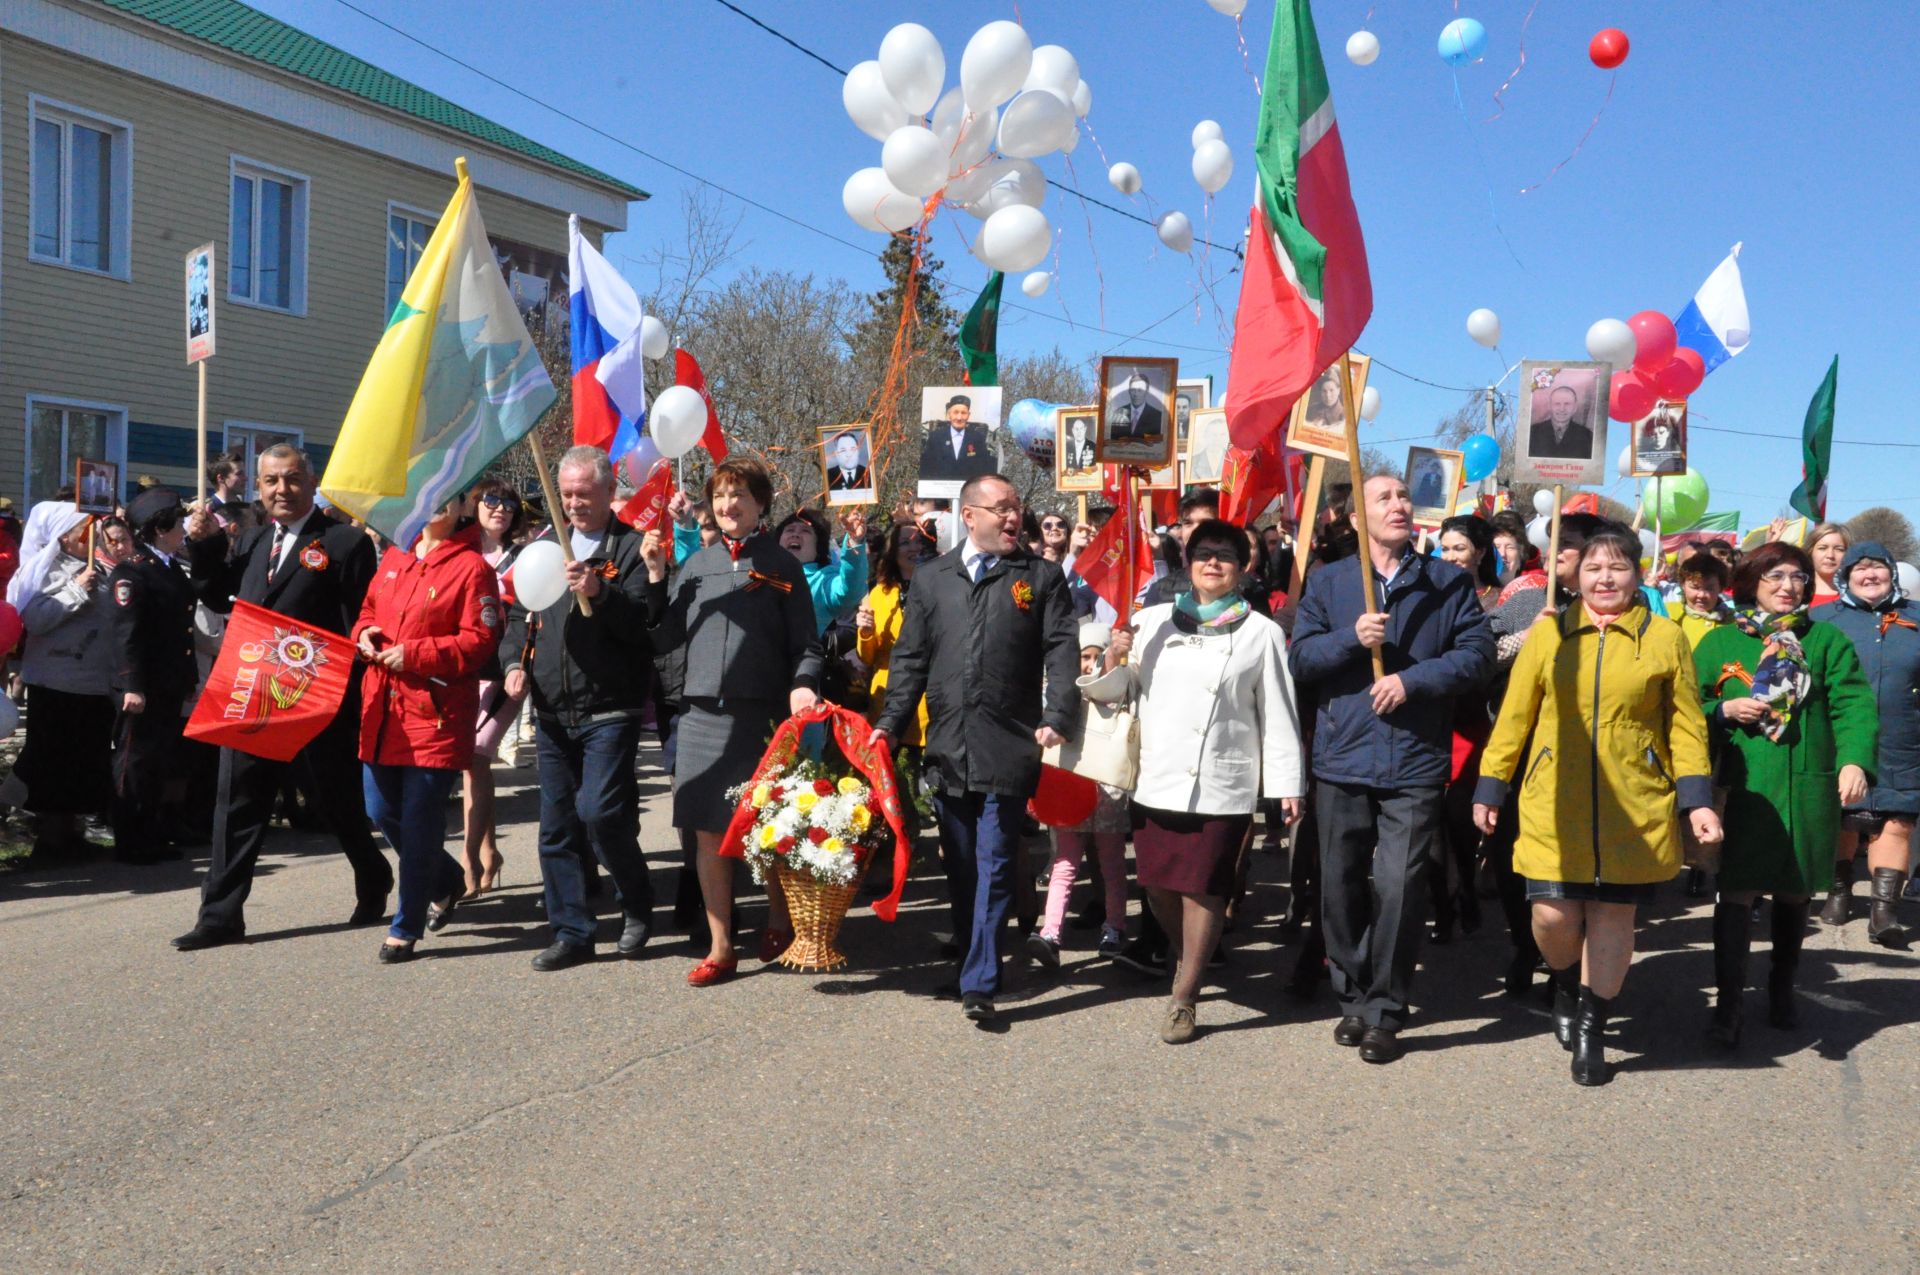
4,442,1914,1089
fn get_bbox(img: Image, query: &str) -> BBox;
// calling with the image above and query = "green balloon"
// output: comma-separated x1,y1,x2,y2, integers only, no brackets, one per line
1650,469,1710,531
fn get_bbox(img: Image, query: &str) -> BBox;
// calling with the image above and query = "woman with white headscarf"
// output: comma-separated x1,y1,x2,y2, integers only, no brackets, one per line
9,500,115,860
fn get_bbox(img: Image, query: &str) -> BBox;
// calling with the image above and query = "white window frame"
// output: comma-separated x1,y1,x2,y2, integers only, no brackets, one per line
223,421,306,498
23,394,128,506
26,95,134,280
384,201,438,323
228,156,310,315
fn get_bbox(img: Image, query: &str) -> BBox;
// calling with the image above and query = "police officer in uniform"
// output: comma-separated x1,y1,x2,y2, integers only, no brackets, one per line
108,488,197,864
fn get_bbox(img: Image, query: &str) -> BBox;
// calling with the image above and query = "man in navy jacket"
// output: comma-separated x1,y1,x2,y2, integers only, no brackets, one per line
1291,475,1494,1062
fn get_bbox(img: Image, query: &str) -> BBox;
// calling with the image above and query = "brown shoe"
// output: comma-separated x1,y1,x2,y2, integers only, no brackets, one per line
1160,1002,1198,1044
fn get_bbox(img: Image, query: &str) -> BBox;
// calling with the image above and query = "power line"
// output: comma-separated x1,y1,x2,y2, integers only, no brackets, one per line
708,0,848,75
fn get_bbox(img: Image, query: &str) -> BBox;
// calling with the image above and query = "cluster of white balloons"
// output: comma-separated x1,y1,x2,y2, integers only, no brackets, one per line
1190,119,1233,195
841,21,1092,275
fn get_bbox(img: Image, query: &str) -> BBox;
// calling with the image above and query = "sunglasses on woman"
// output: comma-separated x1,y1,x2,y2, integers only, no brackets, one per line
479,493,519,509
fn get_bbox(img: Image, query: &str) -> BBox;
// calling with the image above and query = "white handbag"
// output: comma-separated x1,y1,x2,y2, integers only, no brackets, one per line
1045,691,1140,791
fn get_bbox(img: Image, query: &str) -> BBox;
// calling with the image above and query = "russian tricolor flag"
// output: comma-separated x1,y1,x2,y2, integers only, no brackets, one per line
568,214,648,459
1672,243,1751,376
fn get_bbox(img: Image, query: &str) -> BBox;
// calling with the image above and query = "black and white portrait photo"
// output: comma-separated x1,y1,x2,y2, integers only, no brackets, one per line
1184,406,1231,486
1404,446,1463,526
819,425,875,506
1633,400,1687,478
1284,355,1370,460
917,386,1002,499
1514,360,1608,487
75,458,118,515
1055,407,1100,492
1097,356,1179,469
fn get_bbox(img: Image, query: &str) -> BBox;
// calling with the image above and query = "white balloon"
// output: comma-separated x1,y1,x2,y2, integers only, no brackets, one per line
997,88,1076,158
944,162,994,208
1156,210,1194,253
1023,44,1080,96
1206,0,1249,15
972,158,1046,217
1586,317,1637,366
1108,161,1142,196
1899,563,1920,596
1360,386,1382,421
1527,516,1551,553
511,540,568,612
1533,489,1556,518
882,125,949,199
976,205,1052,272
841,167,921,233
1617,442,1635,479
1191,119,1223,149
1021,270,1051,298
650,384,708,459
843,61,909,142
960,20,1033,111
1071,79,1092,117
877,22,944,116
1347,31,1381,66
639,314,668,361
930,88,996,176
1191,139,1234,194
1466,307,1502,348
1059,123,1080,155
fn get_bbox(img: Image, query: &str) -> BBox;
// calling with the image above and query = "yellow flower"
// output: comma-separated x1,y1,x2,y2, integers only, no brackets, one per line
795,791,818,813
837,776,863,795
751,783,772,809
850,805,872,833
823,837,844,853
757,823,778,849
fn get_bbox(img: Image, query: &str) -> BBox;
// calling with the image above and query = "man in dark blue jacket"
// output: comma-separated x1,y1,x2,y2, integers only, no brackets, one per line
1291,475,1494,1062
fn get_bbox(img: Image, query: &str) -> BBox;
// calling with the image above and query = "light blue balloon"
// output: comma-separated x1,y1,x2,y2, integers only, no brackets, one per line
1460,432,1500,483
1437,17,1488,67
1007,398,1067,469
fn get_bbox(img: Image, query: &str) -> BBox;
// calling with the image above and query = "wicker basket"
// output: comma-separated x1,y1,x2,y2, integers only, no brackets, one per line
773,853,873,971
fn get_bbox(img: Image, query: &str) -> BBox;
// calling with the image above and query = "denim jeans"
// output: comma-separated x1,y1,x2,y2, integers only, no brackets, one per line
536,714,653,946
933,791,1028,997
363,763,462,942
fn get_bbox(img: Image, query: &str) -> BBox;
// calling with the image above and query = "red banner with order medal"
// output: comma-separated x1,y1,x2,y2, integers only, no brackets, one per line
184,600,353,762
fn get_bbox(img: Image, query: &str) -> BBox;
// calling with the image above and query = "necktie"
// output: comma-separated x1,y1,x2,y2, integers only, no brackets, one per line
972,554,995,583
269,522,287,573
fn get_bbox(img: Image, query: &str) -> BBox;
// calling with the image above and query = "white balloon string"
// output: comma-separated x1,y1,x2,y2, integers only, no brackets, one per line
1233,14,1263,97
1448,68,1528,273
1046,223,1076,330
1518,72,1617,196
1058,152,1109,329
1485,0,1541,123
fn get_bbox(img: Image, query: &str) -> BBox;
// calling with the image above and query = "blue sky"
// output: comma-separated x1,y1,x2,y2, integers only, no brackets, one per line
265,0,1920,529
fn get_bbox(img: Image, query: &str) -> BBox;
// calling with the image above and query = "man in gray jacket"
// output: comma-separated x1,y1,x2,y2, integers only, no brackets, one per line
873,473,1081,1024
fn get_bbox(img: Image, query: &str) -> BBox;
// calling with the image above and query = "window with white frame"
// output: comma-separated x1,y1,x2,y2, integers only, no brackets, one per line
224,423,305,497
27,398,126,505
386,207,435,318
230,159,309,312
29,98,132,277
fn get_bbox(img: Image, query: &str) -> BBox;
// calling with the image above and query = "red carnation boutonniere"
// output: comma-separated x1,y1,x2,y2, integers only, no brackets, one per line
300,543,329,572
1011,580,1034,611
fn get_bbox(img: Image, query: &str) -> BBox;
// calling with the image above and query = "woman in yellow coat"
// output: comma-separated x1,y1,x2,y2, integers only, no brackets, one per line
855,522,937,747
1473,525,1723,1086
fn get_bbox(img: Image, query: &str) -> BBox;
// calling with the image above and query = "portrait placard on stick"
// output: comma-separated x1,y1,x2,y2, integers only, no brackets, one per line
819,425,876,506
1054,406,1100,493
1514,360,1609,487
1096,356,1179,470
1632,400,1688,477
1285,355,1371,461
1405,446,1464,527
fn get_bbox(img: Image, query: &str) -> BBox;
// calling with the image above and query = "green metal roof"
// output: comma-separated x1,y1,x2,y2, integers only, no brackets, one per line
93,0,647,200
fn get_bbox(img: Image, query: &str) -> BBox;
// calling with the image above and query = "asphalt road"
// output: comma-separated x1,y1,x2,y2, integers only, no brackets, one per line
2,750,1916,1272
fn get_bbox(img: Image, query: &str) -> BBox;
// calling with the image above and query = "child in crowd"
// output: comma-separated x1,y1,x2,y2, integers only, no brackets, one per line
1029,622,1132,967
1667,551,1734,649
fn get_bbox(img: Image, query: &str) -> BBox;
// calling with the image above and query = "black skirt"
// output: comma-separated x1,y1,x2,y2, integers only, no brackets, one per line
672,697,782,834
1524,878,1658,905
15,685,114,815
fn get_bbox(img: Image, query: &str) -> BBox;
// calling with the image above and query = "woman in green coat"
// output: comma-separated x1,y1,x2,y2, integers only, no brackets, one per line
1695,541,1877,1049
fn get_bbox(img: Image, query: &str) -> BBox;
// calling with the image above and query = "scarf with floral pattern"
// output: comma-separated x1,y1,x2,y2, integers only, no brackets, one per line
1731,606,1812,742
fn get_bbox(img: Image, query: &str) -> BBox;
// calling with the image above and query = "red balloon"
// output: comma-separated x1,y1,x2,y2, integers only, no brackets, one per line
1654,348,1706,400
1589,28,1630,70
1628,310,1677,373
1027,763,1097,828
1608,370,1656,424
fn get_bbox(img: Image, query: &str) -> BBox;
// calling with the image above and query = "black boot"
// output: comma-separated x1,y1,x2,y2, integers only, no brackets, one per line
1707,901,1750,1049
1684,866,1709,900
1867,868,1910,949
1820,858,1855,927
1549,964,1579,1051
1769,898,1809,1028
1570,986,1614,1087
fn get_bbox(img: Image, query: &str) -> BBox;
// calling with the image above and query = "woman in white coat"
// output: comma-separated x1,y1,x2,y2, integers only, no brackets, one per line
1084,518,1305,1043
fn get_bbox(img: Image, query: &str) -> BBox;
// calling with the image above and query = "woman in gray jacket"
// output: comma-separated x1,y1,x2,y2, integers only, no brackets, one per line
644,459,824,988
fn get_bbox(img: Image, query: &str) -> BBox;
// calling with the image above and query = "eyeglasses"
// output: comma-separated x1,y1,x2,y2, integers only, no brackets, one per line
966,502,1023,520
1187,545,1240,565
1040,519,1067,531
1759,570,1811,586
479,493,518,509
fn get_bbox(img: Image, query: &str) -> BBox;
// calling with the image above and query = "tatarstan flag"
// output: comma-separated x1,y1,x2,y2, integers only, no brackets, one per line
1225,0,1372,451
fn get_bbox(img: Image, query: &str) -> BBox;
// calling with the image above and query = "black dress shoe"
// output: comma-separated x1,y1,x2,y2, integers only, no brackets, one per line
377,941,416,964
1333,1015,1366,1047
425,894,459,933
531,940,595,972
348,898,391,926
172,924,245,951
1358,1026,1403,1063
961,992,995,1022
617,917,652,959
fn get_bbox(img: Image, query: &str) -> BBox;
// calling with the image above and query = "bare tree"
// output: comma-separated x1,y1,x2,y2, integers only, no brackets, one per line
1848,507,1918,563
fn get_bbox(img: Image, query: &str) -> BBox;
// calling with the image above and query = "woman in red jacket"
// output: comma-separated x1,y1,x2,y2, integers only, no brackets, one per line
353,497,502,963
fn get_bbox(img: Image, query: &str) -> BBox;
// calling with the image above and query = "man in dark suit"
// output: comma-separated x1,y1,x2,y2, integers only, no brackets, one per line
1108,373,1166,442
1528,386,1593,460
918,395,993,483
172,444,390,950
872,472,1080,1025
827,430,870,492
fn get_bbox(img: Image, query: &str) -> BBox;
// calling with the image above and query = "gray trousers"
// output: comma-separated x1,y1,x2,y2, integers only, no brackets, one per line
1316,779,1443,1031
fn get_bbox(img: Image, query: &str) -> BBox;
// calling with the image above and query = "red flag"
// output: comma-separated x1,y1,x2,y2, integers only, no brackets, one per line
673,349,728,462
1562,492,1600,516
184,600,354,762
1100,464,1125,506
618,460,676,532
1148,488,1179,528
1077,500,1152,620
1220,438,1287,525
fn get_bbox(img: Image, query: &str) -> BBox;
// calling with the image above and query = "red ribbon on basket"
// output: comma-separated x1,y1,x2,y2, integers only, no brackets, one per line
717,702,915,922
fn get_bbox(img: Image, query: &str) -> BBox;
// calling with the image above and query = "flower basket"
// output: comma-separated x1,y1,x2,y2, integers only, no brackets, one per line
773,857,872,971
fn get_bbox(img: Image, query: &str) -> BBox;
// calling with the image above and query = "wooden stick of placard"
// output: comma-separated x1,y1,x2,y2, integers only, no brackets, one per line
1286,454,1327,605
1337,350,1386,682
527,432,593,617
1544,484,1565,610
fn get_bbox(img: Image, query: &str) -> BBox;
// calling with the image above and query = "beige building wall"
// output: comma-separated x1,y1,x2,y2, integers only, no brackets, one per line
0,33,611,504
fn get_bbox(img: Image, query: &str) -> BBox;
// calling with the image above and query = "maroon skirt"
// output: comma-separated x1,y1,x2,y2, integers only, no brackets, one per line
1134,807,1251,898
